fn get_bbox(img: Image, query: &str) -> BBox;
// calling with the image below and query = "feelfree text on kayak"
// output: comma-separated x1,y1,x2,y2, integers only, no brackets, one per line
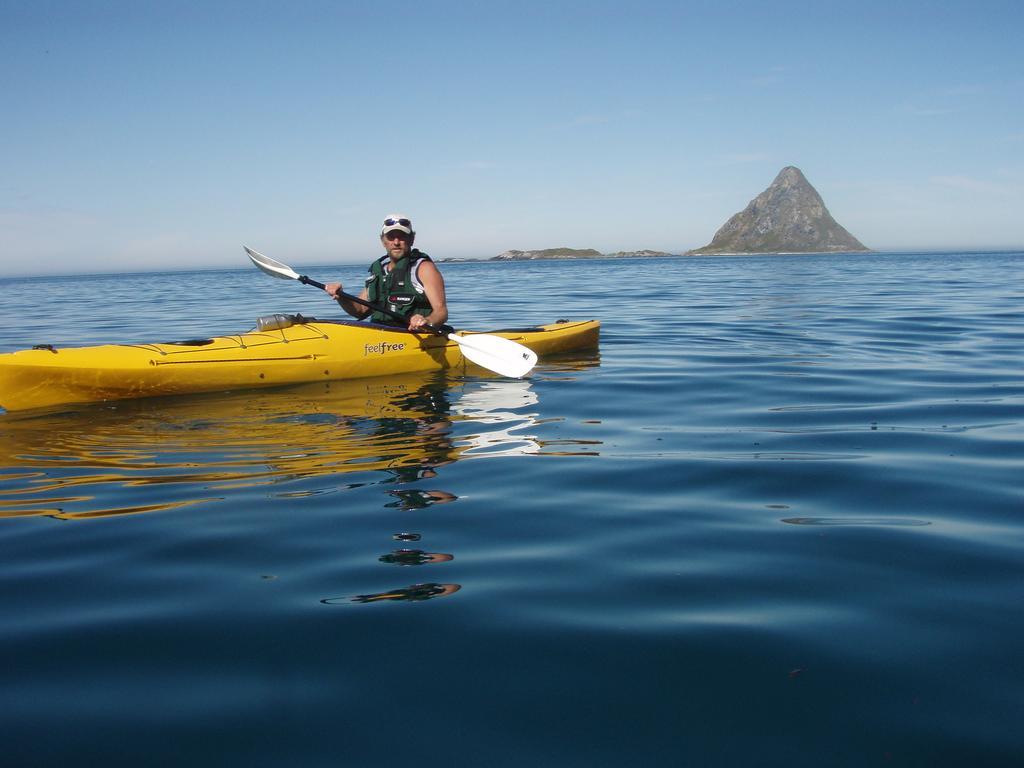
364,341,407,357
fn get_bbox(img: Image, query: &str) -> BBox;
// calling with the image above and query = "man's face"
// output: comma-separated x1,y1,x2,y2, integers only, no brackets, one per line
381,230,413,260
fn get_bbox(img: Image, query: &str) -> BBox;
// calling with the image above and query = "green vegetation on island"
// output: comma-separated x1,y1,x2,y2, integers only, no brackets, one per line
496,248,603,260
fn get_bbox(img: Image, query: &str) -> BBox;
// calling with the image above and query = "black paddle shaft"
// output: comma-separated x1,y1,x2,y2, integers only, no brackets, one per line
297,274,444,336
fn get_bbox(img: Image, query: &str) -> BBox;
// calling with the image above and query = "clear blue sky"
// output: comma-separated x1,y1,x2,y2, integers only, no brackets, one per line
2,0,1022,276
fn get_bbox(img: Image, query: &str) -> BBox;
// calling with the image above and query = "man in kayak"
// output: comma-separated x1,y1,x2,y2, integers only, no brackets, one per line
324,214,449,331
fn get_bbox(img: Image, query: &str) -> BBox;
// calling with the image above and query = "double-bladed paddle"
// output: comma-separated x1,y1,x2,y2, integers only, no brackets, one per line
244,246,538,378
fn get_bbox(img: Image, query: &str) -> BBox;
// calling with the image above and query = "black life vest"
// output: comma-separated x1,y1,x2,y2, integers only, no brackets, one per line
364,250,434,326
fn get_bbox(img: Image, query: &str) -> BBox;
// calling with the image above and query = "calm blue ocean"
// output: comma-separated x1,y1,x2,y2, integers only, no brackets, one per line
1,252,1023,766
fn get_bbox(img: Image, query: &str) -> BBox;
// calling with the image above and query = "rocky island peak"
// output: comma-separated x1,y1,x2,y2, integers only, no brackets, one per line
689,166,870,255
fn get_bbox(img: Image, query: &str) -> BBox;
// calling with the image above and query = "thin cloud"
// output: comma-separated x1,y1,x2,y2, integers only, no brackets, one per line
552,114,612,131
940,84,987,97
898,84,986,117
717,152,772,165
750,66,788,87
569,114,611,126
460,160,498,171
899,103,957,117
929,175,1018,195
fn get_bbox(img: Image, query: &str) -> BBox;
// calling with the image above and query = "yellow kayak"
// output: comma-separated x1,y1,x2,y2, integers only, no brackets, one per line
0,318,599,412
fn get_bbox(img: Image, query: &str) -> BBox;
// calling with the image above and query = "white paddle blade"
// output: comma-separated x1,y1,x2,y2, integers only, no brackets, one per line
244,246,301,281
451,333,538,378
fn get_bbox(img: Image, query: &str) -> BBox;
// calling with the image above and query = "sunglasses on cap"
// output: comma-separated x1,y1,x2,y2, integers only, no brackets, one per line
384,217,411,228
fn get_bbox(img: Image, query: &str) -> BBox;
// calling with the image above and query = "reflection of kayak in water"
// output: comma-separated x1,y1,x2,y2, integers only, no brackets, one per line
0,369,593,520
0,318,599,412
322,583,462,604
0,371,467,519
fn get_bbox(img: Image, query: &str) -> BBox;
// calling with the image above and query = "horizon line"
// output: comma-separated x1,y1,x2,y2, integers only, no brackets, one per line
1,247,1023,280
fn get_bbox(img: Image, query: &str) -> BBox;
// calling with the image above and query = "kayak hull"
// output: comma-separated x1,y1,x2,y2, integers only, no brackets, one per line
0,319,599,411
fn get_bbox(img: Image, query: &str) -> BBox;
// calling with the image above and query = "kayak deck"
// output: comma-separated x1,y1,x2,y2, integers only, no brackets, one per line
0,318,599,412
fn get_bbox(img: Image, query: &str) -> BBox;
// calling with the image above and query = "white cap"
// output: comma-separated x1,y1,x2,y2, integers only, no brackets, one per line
381,214,414,236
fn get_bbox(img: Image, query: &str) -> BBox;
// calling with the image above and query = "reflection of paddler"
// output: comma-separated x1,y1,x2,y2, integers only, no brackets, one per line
373,381,453,461
378,549,454,565
385,489,458,510
371,377,455,483
329,583,461,604
386,466,443,484
392,380,452,418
